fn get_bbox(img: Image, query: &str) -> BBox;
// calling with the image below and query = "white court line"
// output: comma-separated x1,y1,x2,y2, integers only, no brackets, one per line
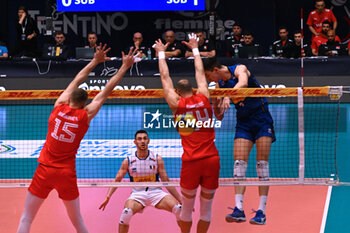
320,186,332,233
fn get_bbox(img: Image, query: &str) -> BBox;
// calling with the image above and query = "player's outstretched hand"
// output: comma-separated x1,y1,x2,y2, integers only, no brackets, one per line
121,47,137,68
182,33,199,50
93,43,111,63
152,39,169,52
220,97,231,114
98,197,110,211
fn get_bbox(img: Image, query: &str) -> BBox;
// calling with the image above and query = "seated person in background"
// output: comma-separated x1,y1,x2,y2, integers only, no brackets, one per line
85,32,98,49
307,0,337,40
42,31,72,60
0,41,9,58
127,32,148,58
311,20,340,56
272,26,293,58
234,31,263,58
155,30,183,58
290,30,312,58
225,23,244,56
318,30,347,56
185,30,216,58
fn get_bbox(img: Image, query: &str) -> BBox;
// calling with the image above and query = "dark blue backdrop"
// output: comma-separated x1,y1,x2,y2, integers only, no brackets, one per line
1,0,349,57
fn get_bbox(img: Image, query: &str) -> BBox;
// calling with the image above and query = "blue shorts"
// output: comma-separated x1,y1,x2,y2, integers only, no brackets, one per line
235,109,275,143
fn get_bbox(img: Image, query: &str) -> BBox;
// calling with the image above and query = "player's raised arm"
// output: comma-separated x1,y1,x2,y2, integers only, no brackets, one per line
153,39,180,114
182,33,209,99
233,65,249,89
99,158,129,211
55,43,111,107
229,64,249,105
85,48,136,122
157,155,182,204
212,97,224,121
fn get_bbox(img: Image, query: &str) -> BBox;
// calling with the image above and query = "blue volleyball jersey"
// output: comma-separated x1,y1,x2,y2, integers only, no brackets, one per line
218,64,269,119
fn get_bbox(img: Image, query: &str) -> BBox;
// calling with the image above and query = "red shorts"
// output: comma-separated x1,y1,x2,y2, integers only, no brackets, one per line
28,163,79,201
180,155,220,190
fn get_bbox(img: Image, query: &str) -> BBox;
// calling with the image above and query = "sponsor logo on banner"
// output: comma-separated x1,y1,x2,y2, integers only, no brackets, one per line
29,9,128,37
0,141,16,153
0,140,182,158
154,0,235,41
79,80,145,90
260,84,286,89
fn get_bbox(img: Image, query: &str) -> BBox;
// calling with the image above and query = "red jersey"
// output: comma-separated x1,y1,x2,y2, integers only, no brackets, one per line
38,104,89,168
311,34,341,54
307,9,337,37
175,93,219,162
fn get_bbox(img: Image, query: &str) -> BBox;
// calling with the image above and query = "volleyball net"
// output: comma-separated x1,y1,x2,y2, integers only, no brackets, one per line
0,86,346,187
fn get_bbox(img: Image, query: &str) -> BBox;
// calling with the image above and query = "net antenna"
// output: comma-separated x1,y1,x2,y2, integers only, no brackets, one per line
301,8,304,88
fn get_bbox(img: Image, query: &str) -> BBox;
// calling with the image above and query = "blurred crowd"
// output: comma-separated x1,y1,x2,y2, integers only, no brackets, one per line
0,0,349,61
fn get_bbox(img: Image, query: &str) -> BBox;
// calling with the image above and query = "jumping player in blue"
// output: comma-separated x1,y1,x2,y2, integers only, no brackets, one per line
203,58,275,225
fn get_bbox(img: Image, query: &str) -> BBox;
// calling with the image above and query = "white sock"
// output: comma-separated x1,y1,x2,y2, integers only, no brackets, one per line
258,195,267,213
235,194,244,210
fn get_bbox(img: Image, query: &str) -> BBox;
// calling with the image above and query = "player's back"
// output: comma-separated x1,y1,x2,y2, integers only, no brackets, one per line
38,103,89,168
221,65,269,119
175,93,218,162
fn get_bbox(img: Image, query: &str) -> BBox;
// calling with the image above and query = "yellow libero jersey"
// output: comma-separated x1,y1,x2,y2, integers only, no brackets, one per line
127,150,161,192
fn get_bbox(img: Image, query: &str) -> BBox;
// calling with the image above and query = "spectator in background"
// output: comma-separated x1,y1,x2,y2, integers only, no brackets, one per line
311,20,340,56
307,0,337,40
155,30,183,58
318,30,347,56
234,31,263,58
271,26,293,58
225,23,244,57
0,41,9,58
127,32,148,58
85,32,98,49
12,6,40,58
290,30,311,58
42,31,72,60
185,30,216,58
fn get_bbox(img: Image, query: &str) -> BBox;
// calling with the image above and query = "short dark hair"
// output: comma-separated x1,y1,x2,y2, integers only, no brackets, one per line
194,29,204,34
293,30,301,35
55,31,65,37
278,26,288,32
88,32,97,37
203,57,223,71
322,20,331,26
71,88,88,106
176,79,193,95
233,23,242,28
18,6,28,14
134,130,148,139
243,30,253,37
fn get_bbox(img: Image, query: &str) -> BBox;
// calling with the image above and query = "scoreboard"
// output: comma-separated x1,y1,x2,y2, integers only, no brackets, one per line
57,0,206,12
